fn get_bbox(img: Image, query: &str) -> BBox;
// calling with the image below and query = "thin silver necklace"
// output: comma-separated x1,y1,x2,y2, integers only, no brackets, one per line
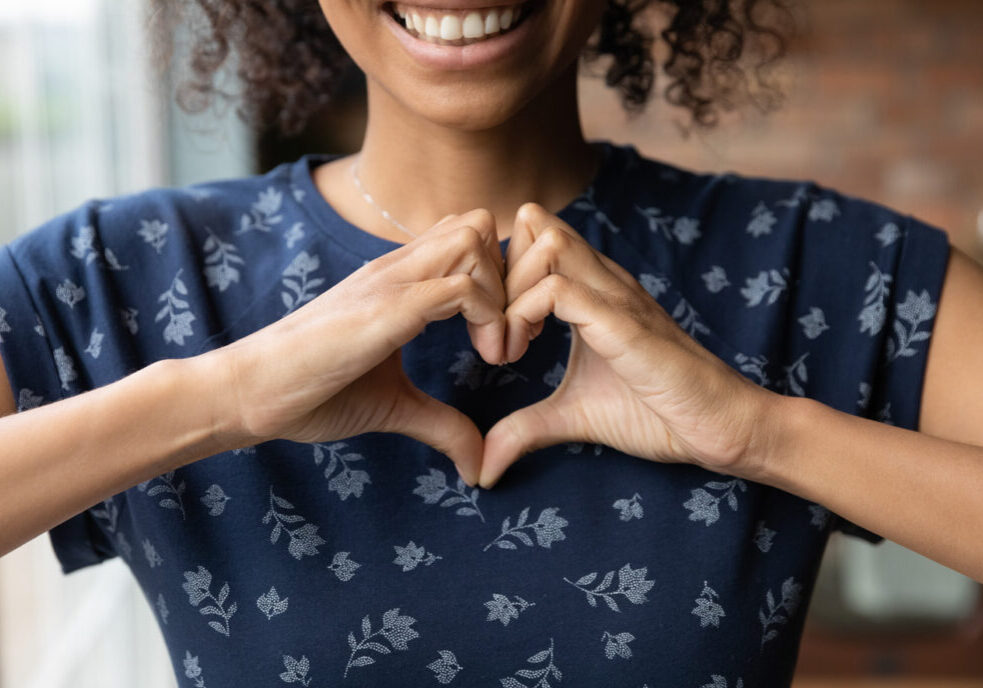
349,155,419,239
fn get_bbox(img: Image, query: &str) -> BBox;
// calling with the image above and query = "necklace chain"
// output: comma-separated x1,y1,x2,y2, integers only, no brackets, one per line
349,156,419,239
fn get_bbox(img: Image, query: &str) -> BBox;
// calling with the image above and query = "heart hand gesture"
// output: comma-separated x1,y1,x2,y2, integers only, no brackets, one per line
478,203,778,487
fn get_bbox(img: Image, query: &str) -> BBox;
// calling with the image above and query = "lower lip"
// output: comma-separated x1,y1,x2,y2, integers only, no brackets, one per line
381,5,538,71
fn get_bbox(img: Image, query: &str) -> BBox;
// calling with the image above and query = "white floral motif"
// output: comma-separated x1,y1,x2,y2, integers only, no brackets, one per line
543,362,565,388
120,307,139,335
138,218,169,253
53,347,77,390
143,538,163,568
498,636,561,688
858,261,892,336
746,202,777,237
313,441,371,500
691,581,726,628
572,186,620,233
17,388,44,411
202,227,245,292
808,504,831,529
753,520,776,553
733,352,771,387
69,225,130,270
798,307,829,339
328,551,361,581
857,381,871,411
137,470,187,519
612,493,643,521
183,650,206,687
565,441,603,456
413,467,484,521
90,498,132,560
262,486,326,560
200,484,230,516
0,306,9,343
601,631,635,660
740,268,789,307
700,676,744,688
55,279,85,308
277,221,304,251
449,350,527,389
344,608,420,678
672,296,712,337
563,563,655,612
279,654,311,685
427,650,463,684
758,577,802,648
238,187,283,234
281,250,324,314
84,328,104,358
682,477,747,526
775,352,809,397
484,593,536,626
875,222,901,246
638,272,669,299
257,585,289,620
156,594,169,625
156,269,196,346
634,205,702,244
885,289,936,363
875,402,894,425
393,541,442,571
483,506,569,551
34,315,45,337
701,266,730,293
808,198,840,222
181,565,237,636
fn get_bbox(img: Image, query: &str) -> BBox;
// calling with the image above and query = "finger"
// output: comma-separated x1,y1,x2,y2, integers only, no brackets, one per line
478,393,584,489
504,273,639,364
386,382,484,487
508,202,650,299
505,224,625,308
410,272,507,366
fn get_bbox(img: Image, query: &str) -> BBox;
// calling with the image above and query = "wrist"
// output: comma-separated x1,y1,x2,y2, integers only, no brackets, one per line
166,351,254,461
736,388,812,487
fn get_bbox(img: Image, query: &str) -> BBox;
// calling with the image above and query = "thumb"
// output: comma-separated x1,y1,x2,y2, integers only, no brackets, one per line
479,396,580,489
384,383,484,487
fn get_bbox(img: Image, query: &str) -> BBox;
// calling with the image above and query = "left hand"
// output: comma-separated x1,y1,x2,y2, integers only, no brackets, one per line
478,202,781,488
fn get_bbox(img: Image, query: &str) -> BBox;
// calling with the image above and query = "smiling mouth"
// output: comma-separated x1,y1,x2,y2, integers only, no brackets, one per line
382,1,537,46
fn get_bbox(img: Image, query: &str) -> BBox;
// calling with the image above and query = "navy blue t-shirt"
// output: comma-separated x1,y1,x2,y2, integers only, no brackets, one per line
0,140,950,687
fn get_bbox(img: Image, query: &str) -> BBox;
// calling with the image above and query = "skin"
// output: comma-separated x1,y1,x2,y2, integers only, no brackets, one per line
313,0,608,243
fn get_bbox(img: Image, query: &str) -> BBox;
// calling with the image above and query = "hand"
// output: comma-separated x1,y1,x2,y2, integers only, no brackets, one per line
478,203,780,488
214,209,509,486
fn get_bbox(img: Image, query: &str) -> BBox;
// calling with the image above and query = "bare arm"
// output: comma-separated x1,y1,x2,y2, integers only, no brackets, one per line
0,352,241,558
750,245,983,583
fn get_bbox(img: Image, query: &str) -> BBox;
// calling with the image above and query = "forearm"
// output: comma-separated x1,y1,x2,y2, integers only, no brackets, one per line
0,353,242,557
750,394,983,582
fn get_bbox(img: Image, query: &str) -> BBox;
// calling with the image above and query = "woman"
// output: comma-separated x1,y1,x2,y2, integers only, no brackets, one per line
1,0,982,685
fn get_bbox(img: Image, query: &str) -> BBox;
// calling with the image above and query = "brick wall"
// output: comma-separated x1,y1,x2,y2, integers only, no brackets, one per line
580,0,983,260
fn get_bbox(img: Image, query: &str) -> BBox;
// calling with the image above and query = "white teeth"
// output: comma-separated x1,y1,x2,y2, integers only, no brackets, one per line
500,7,513,29
483,11,499,34
424,15,440,38
439,15,463,40
392,3,527,46
463,12,484,38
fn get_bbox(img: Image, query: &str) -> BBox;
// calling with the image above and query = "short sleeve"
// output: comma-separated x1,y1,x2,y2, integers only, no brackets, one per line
832,212,951,543
0,219,119,574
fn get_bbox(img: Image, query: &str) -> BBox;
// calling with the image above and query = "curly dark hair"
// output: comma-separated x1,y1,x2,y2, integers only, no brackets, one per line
148,0,794,139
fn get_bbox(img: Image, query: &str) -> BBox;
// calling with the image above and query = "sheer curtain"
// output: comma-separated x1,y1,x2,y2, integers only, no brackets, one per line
0,1,251,686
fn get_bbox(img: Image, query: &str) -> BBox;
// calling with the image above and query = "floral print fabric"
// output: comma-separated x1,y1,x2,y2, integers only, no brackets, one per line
0,140,950,686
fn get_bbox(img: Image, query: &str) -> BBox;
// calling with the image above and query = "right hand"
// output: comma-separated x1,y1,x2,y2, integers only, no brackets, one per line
211,209,507,485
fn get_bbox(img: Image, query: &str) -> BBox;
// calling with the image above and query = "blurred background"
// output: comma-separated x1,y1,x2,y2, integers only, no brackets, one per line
1,0,982,686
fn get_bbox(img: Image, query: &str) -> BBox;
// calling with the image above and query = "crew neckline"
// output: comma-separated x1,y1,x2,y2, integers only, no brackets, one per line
288,139,625,261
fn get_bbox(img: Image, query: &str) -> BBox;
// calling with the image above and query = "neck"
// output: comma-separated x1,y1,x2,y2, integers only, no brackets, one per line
354,63,600,241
